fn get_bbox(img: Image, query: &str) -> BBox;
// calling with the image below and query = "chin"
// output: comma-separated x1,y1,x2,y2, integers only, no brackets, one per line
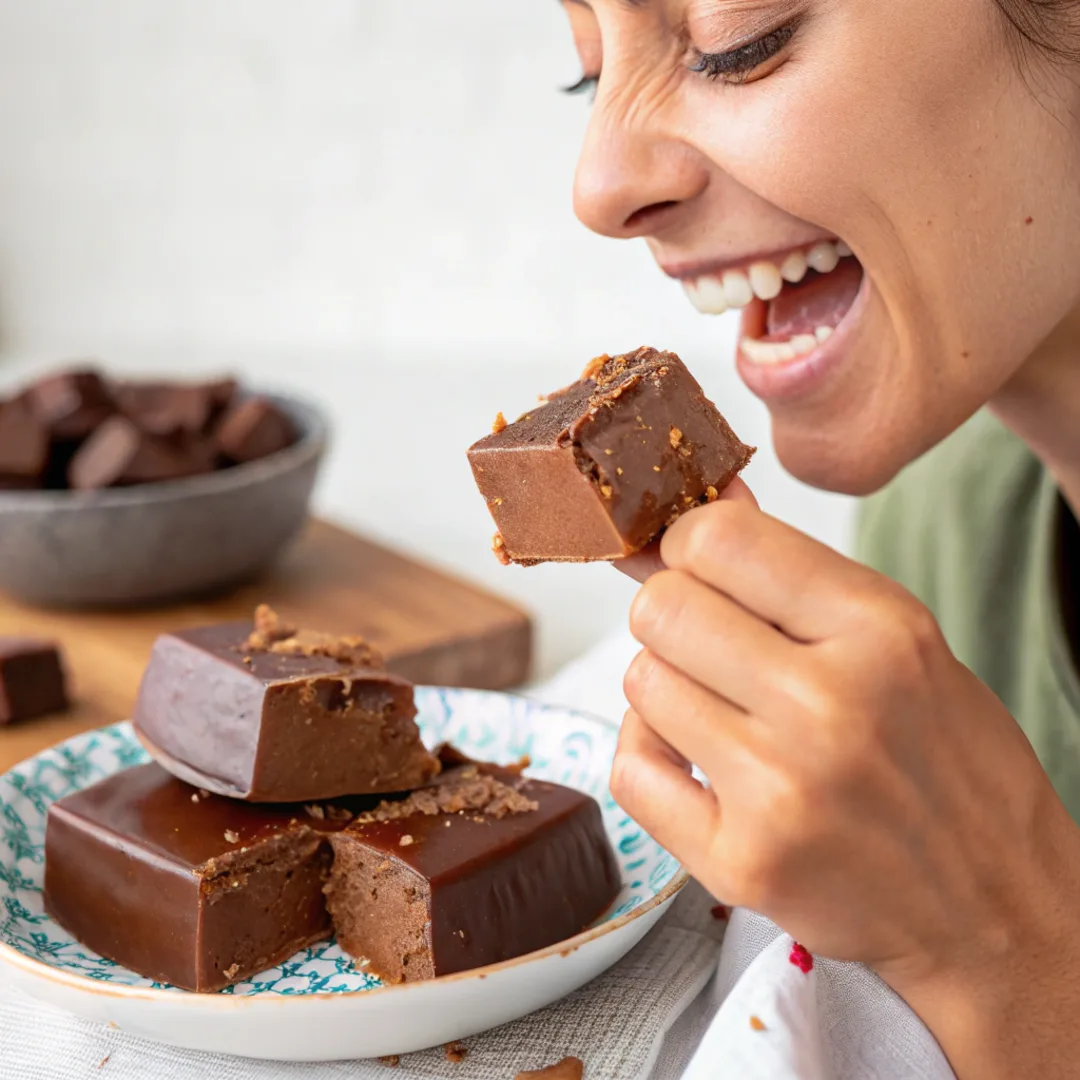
770,421,914,498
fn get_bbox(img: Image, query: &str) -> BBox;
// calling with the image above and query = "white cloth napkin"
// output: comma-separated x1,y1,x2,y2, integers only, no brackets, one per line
0,627,957,1079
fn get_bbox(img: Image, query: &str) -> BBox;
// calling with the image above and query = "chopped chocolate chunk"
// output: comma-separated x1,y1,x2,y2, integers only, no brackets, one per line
27,369,114,440
43,764,340,992
0,399,48,487
133,615,438,802
0,638,69,724
216,397,294,463
468,347,754,564
115,378,237,438
68,416,214,490
324,763,619,984
515,1057,585,1080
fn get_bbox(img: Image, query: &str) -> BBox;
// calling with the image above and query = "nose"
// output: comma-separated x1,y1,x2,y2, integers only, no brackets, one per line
573,92,710,240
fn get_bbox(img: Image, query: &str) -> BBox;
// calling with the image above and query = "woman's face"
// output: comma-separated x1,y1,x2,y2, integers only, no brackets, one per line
563,0,1080,494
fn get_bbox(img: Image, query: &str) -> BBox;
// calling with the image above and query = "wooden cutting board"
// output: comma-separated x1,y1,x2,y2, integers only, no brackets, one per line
0,518,531,771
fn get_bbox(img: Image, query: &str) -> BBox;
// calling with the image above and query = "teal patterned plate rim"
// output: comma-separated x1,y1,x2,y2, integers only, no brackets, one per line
0,687,687,1000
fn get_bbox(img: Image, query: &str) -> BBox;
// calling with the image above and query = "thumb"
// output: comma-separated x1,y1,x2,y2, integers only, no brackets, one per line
614,476,759,583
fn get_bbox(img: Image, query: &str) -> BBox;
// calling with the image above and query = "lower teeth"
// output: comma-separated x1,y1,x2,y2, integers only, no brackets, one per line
741,325,834,365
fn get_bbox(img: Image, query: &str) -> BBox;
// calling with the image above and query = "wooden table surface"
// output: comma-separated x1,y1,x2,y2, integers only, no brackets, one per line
0,518,531,771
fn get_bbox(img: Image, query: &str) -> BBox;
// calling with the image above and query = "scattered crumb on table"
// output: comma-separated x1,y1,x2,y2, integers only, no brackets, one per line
378,1055,400,1068
750,1015,766,1031
514,1056,585,1080
444,1041,468,1063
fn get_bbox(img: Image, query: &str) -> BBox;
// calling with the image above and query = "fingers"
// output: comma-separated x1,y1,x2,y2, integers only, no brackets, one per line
660,499,887,642
623,648,759,777
612,709,720,862
612,478,759,584
629,569,802,714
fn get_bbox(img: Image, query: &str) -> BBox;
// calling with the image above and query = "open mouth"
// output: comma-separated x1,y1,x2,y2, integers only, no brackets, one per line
682,241,866,366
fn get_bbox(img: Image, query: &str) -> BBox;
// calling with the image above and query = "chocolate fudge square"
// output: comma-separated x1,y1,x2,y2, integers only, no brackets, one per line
0,637,68,724
133,606,440,802
43,763,339,992
324,759,621,983
468,347,755,564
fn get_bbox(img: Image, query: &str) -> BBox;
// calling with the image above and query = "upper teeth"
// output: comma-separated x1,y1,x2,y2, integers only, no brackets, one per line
683,239,851,315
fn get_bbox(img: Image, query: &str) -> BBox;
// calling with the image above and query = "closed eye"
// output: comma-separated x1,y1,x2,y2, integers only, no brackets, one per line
690,22,798,85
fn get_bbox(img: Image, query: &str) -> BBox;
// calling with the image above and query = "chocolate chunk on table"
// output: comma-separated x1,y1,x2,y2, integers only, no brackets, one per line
216,396,294,463
468,347,755,564
67,416,215,489
324,759,621,983
0,399,48,488
133,606,440,802
26,369,115,440
0,637,68,723
43,763,341,992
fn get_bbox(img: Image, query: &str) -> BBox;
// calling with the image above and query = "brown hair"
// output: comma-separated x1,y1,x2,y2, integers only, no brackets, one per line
995,0,1080,64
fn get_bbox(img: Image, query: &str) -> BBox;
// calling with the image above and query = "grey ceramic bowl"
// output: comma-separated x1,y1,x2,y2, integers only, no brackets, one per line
0,393,328,607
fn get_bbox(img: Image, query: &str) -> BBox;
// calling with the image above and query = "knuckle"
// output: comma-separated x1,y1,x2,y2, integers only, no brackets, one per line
628,570,687,642
667,499,754,572
622,650,656,707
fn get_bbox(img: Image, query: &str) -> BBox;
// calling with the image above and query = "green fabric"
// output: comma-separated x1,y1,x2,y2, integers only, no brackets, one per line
857,411,1080,823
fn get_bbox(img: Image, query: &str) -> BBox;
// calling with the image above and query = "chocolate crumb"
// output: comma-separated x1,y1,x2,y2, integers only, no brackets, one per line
304,804,326,821
669,426,683,449
600,484,613,499
493,497,503,506
243,605,383,668
515,1057,585,1080
492,532,511,566
244,604,296,649
492,412,508,434
705,485,719,502
399,834,414,847
98,1055,111,1069
603,448,613,455
750,1015,766,1032
616,467,623,475
445,1041,468,1063
224,963,240,979
652,465,661,472
581,354,611,381
379,1055,400,1068
223,830,240,844
710,904,729,921
242,656,253,666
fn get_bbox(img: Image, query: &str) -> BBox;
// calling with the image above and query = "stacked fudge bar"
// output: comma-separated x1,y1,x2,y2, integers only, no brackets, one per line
0,367,295,491
43,606,620,992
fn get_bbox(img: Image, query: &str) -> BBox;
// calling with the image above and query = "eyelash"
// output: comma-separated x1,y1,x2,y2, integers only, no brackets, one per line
563,74,599,100
561,19,796,101
690,22,797,84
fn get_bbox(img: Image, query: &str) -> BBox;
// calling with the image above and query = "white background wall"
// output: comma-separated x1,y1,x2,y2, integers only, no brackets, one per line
0,0,855,676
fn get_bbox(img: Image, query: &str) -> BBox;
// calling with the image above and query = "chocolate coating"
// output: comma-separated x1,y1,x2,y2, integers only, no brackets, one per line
0,637,68,724
133,621,440,802
324,765,622,983
468,347,755,564
43,764,338,992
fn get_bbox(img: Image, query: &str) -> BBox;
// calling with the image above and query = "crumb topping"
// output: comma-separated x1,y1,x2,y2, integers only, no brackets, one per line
242,605,383,668
492,533,510,566
351,767,538,826
223,829,239,844
669,426,683,449
705,485,719,502
581,354,611,381
492,411,507,434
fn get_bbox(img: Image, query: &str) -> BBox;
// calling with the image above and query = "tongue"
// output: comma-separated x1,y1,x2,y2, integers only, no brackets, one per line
766,258,863,339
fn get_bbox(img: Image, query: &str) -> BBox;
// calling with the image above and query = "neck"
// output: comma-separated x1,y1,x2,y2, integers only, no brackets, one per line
990,302,1080,517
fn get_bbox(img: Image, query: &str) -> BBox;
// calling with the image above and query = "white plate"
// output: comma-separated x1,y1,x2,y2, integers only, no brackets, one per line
0,688,686,1061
